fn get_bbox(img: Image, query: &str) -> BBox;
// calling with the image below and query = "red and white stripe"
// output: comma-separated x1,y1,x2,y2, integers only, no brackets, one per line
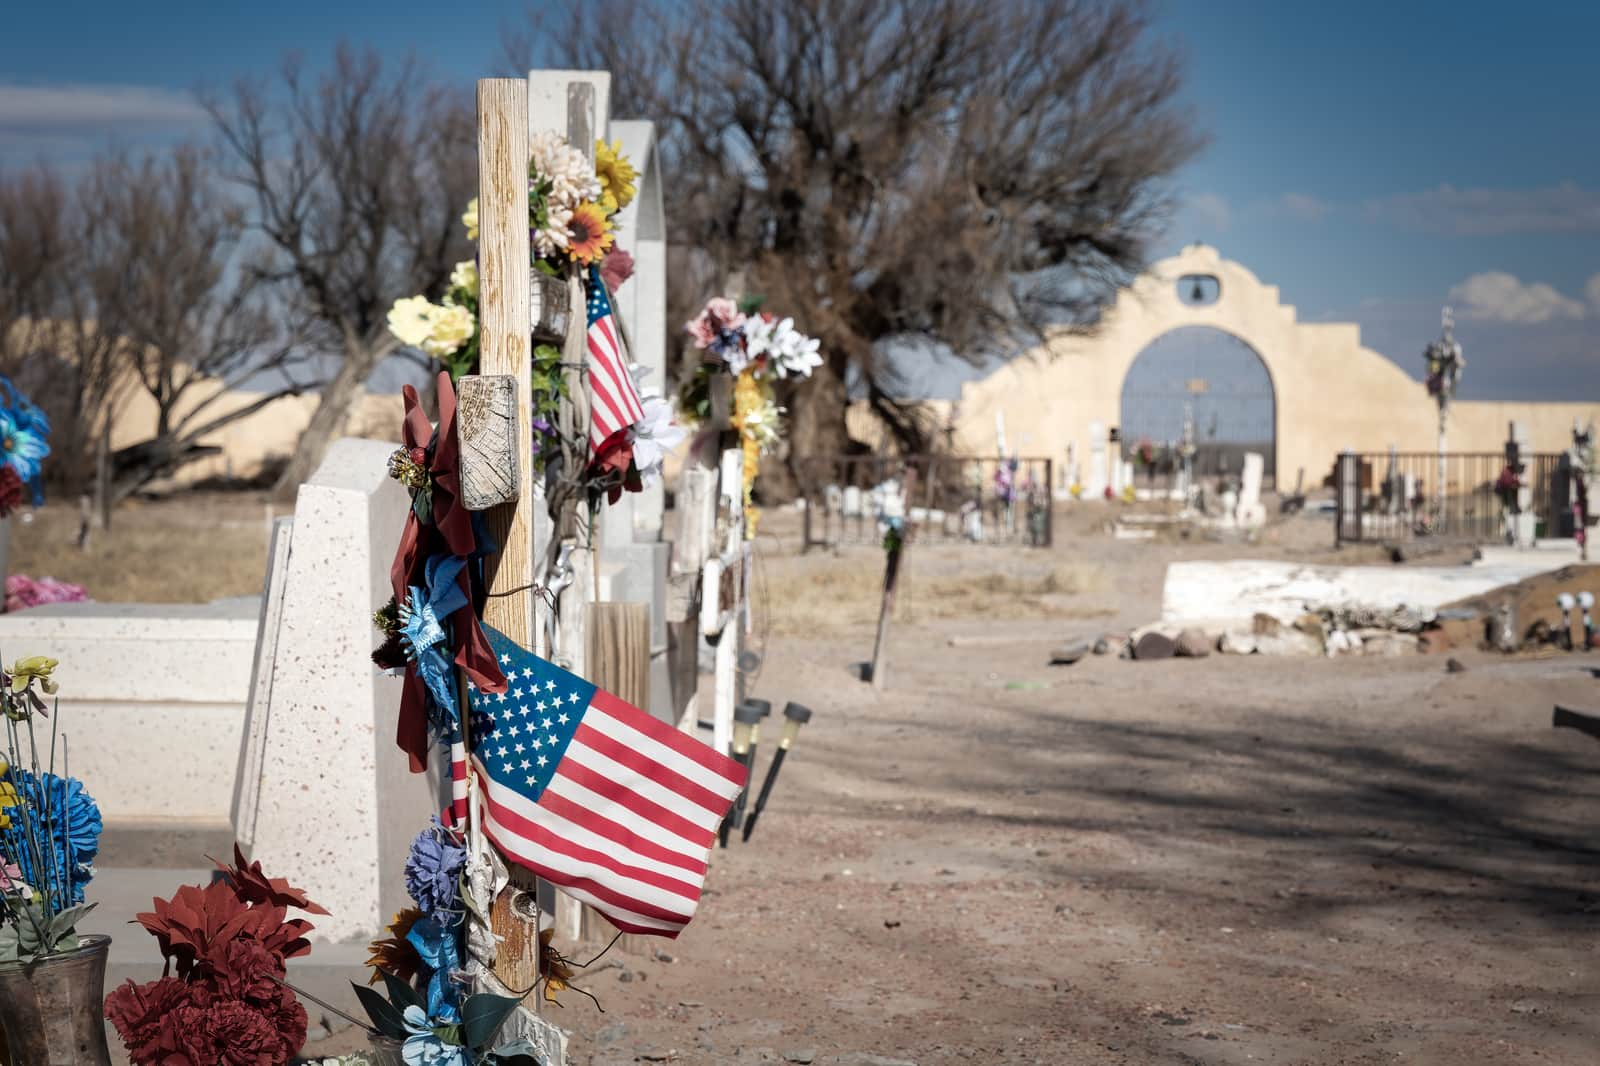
587,310,646,452
471,689,744,937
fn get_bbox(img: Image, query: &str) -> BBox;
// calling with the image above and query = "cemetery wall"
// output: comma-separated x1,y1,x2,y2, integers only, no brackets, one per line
944,244,1597,486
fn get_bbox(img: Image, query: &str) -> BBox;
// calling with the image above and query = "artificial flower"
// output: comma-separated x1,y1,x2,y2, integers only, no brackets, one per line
5,574,88,613
389,296,443,350
462,198,479,241
402,1004,469,1066
0,407,48,482
10,655,58,695
566,201,614,266
422,304,474,359
216,843,329,914
448,260,478,299
629,389,687,486
529,130,601,212
0,777,18,830
686,297,745,350
593,138,637,214
105,977,202,1064
366,907,425,985
0,465,22,518
403,817,466,916
751,316,823,379
0,860,21,888
600,245,634,294
740,395,784,453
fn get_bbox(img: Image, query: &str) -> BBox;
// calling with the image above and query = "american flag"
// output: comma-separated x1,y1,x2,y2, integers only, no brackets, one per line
585,265,646,453
450,626,744,937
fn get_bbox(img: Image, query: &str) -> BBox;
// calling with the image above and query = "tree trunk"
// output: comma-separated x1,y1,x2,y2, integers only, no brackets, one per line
271,343,379,499
775,356,855,501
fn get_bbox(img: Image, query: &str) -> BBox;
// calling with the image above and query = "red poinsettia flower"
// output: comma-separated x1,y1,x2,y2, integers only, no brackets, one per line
134,879,316,980
214,843,329,915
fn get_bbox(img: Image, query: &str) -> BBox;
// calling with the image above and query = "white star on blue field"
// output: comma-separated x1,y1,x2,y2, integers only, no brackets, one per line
466,627,594,797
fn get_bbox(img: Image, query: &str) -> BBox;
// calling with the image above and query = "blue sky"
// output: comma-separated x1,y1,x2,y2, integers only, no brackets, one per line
2,1,1596,399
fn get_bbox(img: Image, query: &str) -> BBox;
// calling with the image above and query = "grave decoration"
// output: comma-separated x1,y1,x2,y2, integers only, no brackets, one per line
386,136,672,501
1569,421,1595,561
104,847,324,1066
679,295,822,535
0,376,50,515
371,84,748,1058
0,655,110,1064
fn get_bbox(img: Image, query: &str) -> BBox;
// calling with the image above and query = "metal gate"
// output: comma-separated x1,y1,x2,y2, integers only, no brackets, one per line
1119,326,1276,485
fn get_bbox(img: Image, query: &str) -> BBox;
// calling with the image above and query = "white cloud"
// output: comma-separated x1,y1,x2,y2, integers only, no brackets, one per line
1448,271,1586,324
1366,182,1600,236
0,83,207,130
1274,192,1331,221
1185,192,1231,234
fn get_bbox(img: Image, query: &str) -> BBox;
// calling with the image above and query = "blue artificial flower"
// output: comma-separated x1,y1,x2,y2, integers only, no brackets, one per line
401,1004,469,1066
405,911,464,1023
0,407,49,484
404,817,466,916
2,771,101,905
399,555,469,724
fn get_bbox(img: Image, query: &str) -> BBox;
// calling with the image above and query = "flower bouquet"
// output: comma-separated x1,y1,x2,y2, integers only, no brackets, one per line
103,846,326,1066
0,376,49,519
679,296,823,535
0,655,109,1063
387,135,680,507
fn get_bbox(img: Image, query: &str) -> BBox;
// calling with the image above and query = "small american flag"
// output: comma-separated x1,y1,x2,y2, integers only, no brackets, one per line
585,265,646,453
451,626,744,937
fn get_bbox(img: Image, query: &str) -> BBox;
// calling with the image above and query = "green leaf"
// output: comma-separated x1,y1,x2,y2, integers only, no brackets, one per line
350,981,408,1038
533,260,558,277
0,924,19,962
460,991,522,1050
381,969,423,1013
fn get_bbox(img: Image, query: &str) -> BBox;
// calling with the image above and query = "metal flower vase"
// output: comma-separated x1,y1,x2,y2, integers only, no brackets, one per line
0,934,113,1065
530,269,571,343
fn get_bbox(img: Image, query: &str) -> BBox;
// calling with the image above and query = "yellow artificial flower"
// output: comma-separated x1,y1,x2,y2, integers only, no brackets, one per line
462,197,479,241
593,139,637,215
0,777,19,830
449,260,478,300
388,296,441,349
9,656,57,695
422,303,475,359
566,201,614,266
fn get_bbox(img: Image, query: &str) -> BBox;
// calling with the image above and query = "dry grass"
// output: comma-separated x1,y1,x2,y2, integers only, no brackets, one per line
11,494,277,604
756,546,1112,636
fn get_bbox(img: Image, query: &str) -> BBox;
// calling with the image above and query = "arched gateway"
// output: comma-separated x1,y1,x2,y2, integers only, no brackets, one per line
1120,326,1276,483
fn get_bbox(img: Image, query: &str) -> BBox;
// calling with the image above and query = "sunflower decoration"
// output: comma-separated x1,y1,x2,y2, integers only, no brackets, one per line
593,139,638,216
365,906,425,985
567,202,614,266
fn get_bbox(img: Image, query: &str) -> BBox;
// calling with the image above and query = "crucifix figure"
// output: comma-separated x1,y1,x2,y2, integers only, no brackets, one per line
1423,306,1464,526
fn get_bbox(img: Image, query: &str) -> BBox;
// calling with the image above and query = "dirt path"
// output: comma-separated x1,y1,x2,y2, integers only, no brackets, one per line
534,516,1600,1066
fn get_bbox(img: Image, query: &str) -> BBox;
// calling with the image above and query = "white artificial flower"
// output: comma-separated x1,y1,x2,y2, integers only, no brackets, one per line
531,203,573,259
742,397,785,454
764,317,822,378
530,130,601,211
449,259,478,299
422,303,474,358
388,295,441,349
631,393,688,485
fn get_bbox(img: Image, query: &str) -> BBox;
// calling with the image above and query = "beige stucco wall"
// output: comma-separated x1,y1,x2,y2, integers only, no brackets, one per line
110,379,404,489
941,244,1597,486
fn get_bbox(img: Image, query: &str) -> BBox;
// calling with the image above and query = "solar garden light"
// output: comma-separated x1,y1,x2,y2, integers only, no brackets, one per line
719,700,767,847
742,702,813,843
1558,592,1577,651
1581,591,1595,651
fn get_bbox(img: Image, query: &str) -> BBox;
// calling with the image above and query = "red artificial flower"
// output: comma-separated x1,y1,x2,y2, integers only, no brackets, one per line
106,976,198,1062
600,245,634,293
134,879,315,980
0,466,21,518
215,843,329,915
208,997,294,1066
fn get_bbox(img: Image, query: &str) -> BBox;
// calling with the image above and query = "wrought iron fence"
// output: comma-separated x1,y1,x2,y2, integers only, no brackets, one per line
797,455,1054,550
1333,450,1563,545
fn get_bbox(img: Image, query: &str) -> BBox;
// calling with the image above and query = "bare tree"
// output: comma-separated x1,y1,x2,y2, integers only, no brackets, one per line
205,44,477,496
513,0,1202,475
85,147,312,501
0,164,127,493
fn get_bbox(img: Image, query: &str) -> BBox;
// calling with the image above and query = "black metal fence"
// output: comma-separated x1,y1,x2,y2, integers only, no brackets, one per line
1333,450,1563,545
797,455,1054,549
